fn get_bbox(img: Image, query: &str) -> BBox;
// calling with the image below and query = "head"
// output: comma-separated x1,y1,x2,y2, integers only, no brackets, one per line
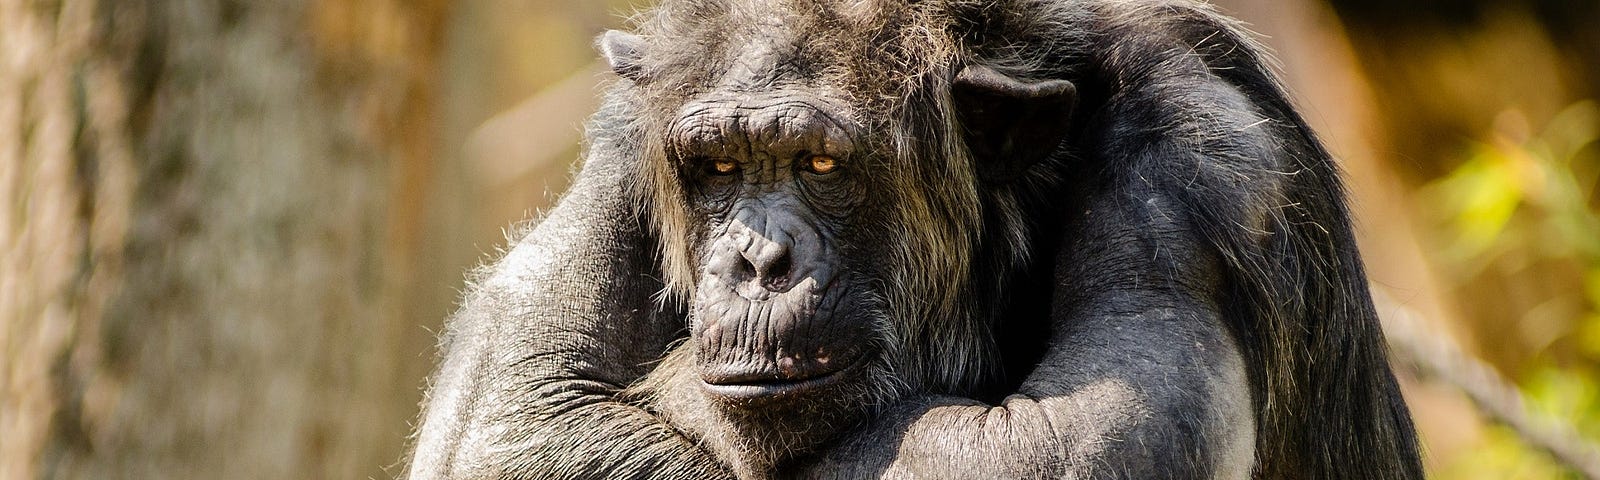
604,0,1077,451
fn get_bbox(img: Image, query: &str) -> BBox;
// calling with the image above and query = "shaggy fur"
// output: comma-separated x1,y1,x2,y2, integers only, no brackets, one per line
625,0,1008,395
406,1,1424,479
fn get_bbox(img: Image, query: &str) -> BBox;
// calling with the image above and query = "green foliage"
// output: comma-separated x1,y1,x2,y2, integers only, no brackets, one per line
1422,101,1600,479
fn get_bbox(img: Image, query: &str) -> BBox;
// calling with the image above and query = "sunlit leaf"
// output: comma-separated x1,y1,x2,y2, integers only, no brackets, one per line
1427,145,1526,260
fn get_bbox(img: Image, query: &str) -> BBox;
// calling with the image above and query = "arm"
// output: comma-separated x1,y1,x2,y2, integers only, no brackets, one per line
801,177,1255,479
407,101,732,479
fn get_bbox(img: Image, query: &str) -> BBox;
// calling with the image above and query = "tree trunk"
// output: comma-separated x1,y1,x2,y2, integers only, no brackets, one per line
1,1,444,478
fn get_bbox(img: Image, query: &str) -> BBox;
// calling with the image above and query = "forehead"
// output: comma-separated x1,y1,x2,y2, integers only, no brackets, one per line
641,0,908,98
668,90,857,159
641,0,909,146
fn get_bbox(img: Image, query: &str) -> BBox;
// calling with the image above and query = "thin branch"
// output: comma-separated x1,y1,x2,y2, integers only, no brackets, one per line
1378,289,1600,479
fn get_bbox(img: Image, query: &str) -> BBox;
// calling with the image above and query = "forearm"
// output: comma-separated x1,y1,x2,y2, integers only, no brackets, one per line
410,298,728,480
803,301,1253,480
433,400,729,479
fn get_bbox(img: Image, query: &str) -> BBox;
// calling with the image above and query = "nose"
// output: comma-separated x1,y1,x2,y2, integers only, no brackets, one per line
709,225,795,295
735,234,793,292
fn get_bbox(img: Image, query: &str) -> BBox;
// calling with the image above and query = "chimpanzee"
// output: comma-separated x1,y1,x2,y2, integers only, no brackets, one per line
406,1,1423,478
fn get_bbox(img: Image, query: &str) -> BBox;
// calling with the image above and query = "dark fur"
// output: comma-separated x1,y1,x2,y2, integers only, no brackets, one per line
407,1,1423,479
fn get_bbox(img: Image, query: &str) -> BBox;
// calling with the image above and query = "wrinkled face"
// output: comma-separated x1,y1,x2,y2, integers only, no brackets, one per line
669,90,887,407
611,1,1075,423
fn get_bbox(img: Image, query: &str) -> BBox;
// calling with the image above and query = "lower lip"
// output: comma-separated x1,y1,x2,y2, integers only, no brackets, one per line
700,358,863,401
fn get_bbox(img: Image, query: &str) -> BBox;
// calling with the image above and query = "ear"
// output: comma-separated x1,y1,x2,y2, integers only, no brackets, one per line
599,30,647,81
952,64,1078,183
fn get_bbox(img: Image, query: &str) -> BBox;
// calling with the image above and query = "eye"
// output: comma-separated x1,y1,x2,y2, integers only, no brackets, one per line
803,154,838,175
707,158,739,176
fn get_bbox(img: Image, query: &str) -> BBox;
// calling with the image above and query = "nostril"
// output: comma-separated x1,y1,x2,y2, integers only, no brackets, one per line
762,253,793,291
767,254,791,280
734,253,757,282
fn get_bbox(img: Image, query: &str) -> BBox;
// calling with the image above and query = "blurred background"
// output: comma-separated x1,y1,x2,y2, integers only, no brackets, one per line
2,0,1597,478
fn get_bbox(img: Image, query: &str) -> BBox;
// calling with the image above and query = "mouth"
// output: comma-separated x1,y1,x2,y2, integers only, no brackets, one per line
699,354,867,402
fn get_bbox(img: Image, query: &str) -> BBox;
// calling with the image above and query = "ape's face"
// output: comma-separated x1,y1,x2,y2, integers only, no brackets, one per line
619,1,1060,423
670,90,892,409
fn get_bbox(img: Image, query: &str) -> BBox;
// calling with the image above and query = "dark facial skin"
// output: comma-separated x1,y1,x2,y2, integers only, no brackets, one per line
672,92,875,405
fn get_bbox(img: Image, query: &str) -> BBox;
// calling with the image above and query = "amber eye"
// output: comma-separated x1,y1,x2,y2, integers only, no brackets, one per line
709,158,739,175
805,154,838,175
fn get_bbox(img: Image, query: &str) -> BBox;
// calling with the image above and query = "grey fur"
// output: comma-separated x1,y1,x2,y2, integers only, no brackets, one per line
406,1,1423,479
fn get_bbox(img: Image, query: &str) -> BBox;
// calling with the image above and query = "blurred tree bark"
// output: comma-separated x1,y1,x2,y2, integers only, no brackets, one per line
2,1,445,479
